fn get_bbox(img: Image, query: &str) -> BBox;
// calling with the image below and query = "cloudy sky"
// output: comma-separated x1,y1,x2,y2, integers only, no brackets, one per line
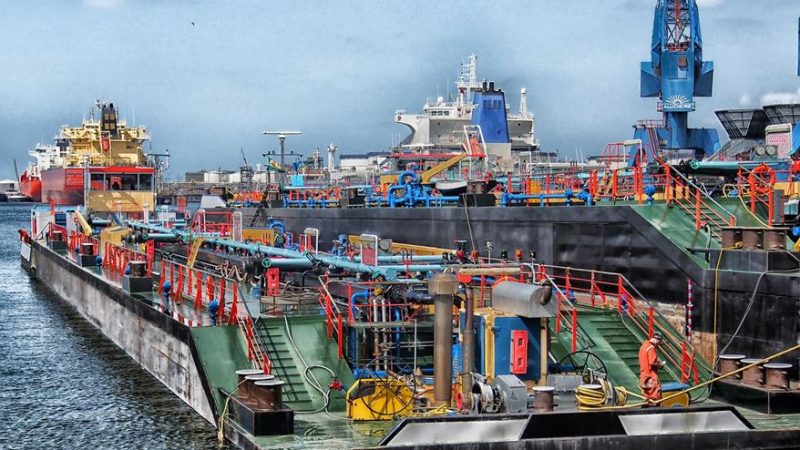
0,0,798,179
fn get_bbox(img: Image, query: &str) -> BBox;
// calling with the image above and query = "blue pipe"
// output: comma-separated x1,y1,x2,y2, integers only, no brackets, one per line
349,290,368,361
392,307,402,357
127,221,443,280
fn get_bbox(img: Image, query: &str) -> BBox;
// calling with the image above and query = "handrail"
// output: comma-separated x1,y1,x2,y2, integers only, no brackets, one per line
666,163,737,223
538,263,713,376
542,273,596,351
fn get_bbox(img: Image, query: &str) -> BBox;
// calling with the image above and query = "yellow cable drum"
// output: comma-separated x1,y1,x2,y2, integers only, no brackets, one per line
345,378,414,421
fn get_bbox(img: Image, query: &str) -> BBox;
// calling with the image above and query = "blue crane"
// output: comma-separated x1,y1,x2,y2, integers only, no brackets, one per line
634,0,720,164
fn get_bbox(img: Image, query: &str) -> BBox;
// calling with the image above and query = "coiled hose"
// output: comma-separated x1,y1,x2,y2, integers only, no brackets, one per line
575,380,630,410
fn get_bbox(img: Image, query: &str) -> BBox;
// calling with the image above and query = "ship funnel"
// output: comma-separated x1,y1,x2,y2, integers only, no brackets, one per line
489,81,495,91
714,109,767,139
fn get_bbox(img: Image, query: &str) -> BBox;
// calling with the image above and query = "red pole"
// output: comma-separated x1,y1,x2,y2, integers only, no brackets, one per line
194,274,203,309
555,292,562,334
347,284,353,324
617,275,623,315
648,306,654,339
337,314,344,360
229,284,239,325
571,307,577,352
326,293,333,339
206,275,214,303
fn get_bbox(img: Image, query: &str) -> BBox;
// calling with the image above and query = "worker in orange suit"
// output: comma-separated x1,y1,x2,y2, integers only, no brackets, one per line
638,331,666,404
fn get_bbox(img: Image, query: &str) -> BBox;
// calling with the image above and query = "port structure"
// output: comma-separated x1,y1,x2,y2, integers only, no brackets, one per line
637,0,719,163
263,131,302,170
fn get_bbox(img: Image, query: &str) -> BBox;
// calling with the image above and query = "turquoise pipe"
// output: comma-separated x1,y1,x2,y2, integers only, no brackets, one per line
127,220,444,280
142,233,181,242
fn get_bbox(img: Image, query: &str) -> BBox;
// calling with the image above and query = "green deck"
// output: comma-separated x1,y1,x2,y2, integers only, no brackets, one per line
550,306,712,395
192,325,252,412
254,316,354,412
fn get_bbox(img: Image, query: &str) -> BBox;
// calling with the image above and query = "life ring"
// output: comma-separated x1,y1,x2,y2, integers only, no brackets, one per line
749,164,775,195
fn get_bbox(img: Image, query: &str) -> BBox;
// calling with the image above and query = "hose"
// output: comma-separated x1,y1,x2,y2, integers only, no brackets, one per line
282,315,344,418
575,380,631,410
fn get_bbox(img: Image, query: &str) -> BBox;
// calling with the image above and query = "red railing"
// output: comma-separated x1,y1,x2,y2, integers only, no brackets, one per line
317,281,345,360
537,263,710,383
664,164,736,234
737,164,775,226
588,166,645,203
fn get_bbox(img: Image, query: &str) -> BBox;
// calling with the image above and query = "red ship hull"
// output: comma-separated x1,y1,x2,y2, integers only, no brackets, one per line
19,170,42,202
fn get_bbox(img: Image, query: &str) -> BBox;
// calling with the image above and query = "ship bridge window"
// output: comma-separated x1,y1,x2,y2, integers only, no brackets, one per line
90,173,106,191
138,174,153,191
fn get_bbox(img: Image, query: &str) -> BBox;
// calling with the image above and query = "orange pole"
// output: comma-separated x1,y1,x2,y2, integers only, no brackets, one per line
194,274,203,309
571,307,578,352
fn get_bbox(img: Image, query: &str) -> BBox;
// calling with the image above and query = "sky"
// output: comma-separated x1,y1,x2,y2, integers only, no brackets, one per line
0,0,798,180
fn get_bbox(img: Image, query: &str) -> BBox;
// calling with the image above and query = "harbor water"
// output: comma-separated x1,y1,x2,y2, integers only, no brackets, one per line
0,204,219,449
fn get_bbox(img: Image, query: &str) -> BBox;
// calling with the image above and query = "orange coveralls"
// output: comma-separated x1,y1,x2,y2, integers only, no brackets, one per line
638,340,662,401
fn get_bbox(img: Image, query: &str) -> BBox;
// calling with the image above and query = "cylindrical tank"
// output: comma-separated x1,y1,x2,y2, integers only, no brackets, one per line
492,281,552,305
253,379,285,410
764,363,791,390
741,358,765,386
717,354,746,379
532,386,555,412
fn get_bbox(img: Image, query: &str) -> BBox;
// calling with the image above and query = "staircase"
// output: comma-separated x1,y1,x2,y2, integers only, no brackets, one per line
252,316,354,412
665,165,736,241
253,319,316,410
551,309,681,393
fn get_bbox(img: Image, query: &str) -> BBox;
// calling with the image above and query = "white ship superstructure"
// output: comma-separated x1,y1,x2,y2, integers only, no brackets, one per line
394,54,538,153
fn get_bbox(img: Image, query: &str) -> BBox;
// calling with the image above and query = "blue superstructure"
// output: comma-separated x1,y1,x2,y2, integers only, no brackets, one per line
471,81,510,144
638,0,719,159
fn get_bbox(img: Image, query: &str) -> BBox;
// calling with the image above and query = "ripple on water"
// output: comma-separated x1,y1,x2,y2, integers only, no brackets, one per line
0,205,220,450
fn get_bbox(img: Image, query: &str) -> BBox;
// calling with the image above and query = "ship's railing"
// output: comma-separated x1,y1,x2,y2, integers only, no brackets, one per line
152,255,273,370
317,275,345,360
661,164,736,239
537,263,711,385
737,164,776,226
102,241,153,277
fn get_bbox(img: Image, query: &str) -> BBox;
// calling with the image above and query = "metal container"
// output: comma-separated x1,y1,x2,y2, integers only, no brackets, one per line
80,242,95,255
490,281,554,318
128,260,147,277
741,229,763,250
532,386,555,412
51,230,64,242
740,358,764,386
253,379,285,410
240,372,273,400
763,363,792,390
717,354,746,379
